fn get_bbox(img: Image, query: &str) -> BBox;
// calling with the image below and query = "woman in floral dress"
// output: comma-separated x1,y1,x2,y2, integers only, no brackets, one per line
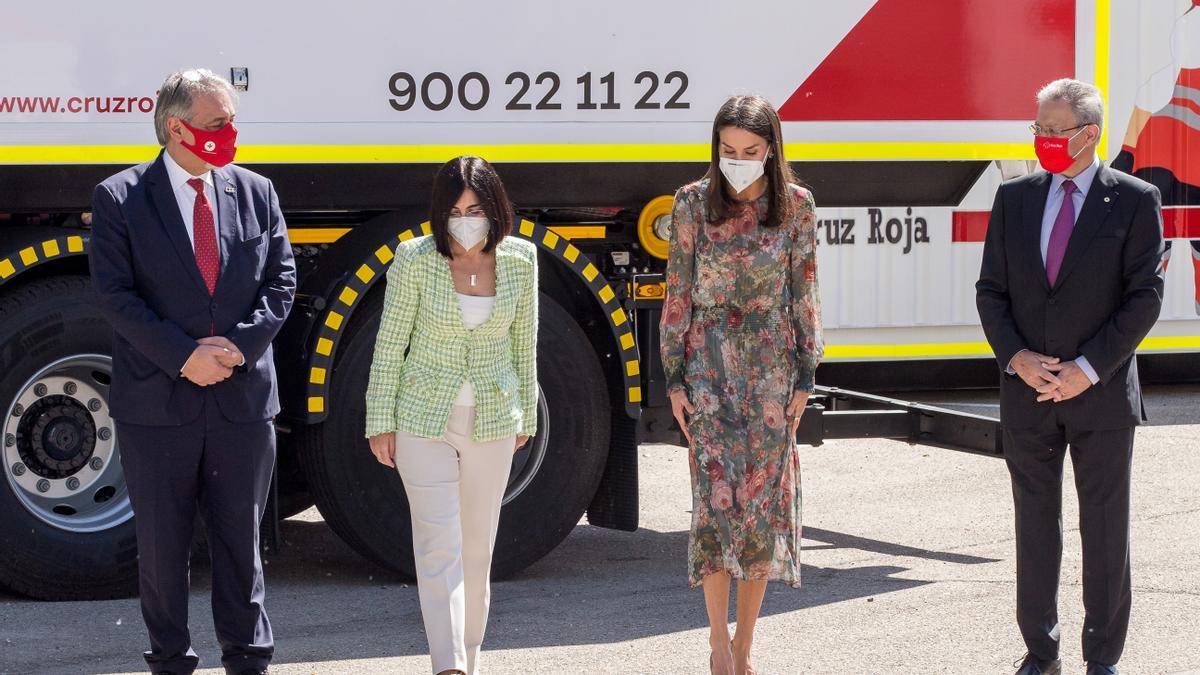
660,95,823,675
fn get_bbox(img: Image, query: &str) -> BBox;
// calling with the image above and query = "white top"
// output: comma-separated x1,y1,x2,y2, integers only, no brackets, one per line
453,293,497,407
162,149,221,256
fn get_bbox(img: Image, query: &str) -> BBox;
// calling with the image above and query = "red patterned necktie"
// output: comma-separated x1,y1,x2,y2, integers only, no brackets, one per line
1044,179,1077,286
187,177,220,295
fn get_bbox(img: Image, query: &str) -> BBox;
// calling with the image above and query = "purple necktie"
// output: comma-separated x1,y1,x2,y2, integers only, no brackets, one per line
1045,180,1077,286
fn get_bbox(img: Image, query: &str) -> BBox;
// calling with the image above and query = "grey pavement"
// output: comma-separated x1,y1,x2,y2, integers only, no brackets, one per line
2,387,1198,674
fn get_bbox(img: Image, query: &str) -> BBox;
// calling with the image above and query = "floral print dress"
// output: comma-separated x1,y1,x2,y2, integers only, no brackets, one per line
660,179,823,588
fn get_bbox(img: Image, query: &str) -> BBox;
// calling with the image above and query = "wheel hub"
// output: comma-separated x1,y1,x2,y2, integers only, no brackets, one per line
2,355,131,532
19,395,97,477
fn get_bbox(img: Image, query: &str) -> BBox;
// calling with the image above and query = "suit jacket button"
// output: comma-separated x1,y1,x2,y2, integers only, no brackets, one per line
1048,299,1056,306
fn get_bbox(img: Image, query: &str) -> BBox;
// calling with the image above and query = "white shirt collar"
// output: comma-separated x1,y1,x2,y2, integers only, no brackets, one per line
162,148,214,193
1051,154,1100,198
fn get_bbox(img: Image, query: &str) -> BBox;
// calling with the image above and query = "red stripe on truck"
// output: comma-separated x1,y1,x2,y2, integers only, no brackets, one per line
951,211,990,243
1163,208,1200,239
951,207,1200,242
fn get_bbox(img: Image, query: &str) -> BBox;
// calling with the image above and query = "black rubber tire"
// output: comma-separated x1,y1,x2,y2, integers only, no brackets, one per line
299,290,611,578
0,276,139,600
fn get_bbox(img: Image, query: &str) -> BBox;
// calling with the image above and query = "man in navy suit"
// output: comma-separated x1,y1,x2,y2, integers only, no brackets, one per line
977,79,1165,675
90,69,296,675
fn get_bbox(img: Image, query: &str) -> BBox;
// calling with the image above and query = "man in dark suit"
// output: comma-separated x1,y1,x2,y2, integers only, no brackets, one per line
977,78,1165,675
90,69,296,675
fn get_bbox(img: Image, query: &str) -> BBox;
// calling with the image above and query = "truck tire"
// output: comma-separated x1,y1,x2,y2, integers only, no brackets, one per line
0,276,138,600
300,290,611,578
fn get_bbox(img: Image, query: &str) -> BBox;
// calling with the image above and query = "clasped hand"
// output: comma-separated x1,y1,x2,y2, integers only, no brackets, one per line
181,336,244,386
1011,350,1092,403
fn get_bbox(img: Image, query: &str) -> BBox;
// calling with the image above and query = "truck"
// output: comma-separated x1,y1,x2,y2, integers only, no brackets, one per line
2,0,1197,600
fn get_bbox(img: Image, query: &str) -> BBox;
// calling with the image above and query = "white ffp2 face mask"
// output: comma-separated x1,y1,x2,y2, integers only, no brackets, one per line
447,216,490,250
719,156,767,193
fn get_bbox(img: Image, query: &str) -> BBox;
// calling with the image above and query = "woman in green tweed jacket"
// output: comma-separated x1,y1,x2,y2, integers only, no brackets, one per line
364,156,538,675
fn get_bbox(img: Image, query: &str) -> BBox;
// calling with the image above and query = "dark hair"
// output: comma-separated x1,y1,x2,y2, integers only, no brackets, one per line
703,95,798,229
429,156,514,258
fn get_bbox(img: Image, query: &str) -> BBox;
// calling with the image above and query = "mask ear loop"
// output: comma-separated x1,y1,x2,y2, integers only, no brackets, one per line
1067,125,1092,160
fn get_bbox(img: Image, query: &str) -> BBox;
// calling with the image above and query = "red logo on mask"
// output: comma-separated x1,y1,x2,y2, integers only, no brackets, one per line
180,120,238,168
1034,126,1087,174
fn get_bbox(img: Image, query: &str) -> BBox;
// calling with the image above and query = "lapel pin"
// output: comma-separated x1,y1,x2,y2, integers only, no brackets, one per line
1103,196,1111,203
224,185,236,194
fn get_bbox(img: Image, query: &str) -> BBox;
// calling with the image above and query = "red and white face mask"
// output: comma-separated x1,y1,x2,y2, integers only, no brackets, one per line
1034,126,1088,174
179,119,238,168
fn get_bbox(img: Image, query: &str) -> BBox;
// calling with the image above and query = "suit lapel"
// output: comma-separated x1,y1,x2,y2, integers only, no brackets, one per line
1023,172,1052,293
493,245,514,318
211,168,240,284
1052,163,1119,291
145,154,209,294
435,253,468,337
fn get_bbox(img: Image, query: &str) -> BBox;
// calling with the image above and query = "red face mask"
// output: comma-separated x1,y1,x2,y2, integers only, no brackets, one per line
179,120,238,168
1034,126,1087,174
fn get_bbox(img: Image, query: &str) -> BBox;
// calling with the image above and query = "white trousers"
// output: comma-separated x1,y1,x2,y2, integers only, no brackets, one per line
394,405,514,675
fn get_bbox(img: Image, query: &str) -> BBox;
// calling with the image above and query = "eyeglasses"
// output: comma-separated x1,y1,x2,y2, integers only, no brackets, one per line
1029,123,1089,137
449,208,488,217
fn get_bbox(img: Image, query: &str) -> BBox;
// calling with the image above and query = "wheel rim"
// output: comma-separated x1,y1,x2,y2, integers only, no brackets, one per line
503,384,549,505
3,354,132,533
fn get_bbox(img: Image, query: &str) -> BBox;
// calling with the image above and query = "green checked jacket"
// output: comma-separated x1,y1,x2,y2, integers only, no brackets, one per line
364,234,538,442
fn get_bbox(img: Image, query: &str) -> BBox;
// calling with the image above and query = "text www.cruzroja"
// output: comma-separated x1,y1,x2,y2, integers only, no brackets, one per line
0,95,155,114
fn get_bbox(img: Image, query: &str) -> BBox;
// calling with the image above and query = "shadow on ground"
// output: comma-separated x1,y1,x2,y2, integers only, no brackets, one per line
0,508,999,673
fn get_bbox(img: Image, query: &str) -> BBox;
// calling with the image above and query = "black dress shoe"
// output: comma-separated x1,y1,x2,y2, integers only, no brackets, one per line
233,670,268,675
1086,664,1117,675
1014,653,1062,675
